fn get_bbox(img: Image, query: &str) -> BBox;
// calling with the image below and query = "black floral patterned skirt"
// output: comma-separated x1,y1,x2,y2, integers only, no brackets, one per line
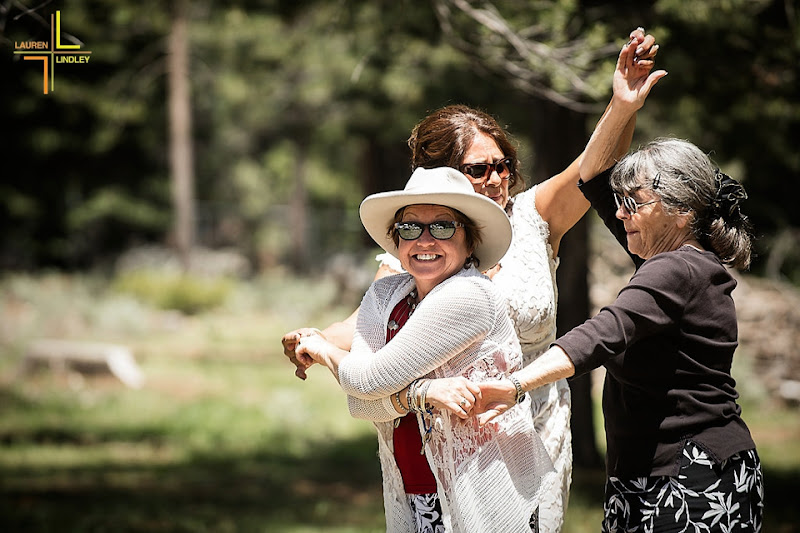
407,493,539,532
602,441,764,532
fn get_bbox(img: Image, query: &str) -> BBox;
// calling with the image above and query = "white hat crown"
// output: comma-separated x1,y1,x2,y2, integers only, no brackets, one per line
359,167,512,268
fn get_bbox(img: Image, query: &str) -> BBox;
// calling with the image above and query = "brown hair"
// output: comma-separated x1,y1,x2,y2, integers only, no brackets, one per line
408,105,526,197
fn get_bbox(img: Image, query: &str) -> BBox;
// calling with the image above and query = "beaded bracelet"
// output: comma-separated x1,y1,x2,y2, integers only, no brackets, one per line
508,374,525,404
395,389,410,414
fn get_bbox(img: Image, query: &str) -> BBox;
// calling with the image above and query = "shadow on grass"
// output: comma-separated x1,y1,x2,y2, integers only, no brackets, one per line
761,468,800,533
0,429,384,532
1,377,797,532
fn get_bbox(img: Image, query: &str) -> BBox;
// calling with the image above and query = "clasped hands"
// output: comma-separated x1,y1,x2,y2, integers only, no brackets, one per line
426,377,519,426
284,328,519,426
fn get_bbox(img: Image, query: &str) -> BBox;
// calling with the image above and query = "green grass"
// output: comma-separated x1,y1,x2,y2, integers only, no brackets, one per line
0,272,798,532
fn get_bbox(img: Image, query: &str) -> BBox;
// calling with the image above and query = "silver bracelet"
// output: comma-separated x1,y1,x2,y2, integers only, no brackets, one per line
508,374,525,404
414,379,428,413
419,379,431,412
407,379,418,413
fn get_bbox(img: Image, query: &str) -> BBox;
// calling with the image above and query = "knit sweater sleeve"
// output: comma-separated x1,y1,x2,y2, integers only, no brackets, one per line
339,282,401,420
339,273,495,400
555,252,693,375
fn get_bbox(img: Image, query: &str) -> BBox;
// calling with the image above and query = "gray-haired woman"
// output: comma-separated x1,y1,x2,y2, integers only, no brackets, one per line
474,52,763,531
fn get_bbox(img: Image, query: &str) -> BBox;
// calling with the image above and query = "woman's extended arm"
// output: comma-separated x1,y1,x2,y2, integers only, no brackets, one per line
474,252,687,424
535,28,659,256
474,345,575,426
282,262,398,379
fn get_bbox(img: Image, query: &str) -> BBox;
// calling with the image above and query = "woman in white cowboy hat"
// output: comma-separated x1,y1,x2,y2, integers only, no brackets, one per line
283,28,662,532
295,166,556,532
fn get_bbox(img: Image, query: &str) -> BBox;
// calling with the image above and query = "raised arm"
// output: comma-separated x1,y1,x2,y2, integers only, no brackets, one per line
579,33,667,182
535,28,659,255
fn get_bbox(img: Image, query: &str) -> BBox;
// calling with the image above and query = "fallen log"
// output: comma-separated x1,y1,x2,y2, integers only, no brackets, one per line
21,339,145,389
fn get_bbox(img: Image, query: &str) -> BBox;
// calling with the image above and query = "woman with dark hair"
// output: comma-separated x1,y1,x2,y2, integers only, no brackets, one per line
284,29,661,532
474,42,763,532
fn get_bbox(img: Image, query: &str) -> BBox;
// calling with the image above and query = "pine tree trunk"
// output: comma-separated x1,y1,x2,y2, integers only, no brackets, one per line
528,99,603,469
289,138,310,272
168,0,195,271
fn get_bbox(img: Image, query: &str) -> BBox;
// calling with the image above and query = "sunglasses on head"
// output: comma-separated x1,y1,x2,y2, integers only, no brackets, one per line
613,192,659,214
394,221,464,240
460,158,513,184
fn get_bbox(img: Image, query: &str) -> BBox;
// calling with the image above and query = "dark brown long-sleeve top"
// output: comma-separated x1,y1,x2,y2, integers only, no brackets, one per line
555,171,756,478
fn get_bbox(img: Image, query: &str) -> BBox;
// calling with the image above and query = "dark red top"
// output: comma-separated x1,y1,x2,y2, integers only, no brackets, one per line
386,293,437,494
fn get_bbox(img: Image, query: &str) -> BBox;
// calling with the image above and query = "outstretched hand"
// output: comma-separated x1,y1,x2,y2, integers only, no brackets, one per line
615,28,668,111
295,333,339,370
282,328,324,380
473,379,517,426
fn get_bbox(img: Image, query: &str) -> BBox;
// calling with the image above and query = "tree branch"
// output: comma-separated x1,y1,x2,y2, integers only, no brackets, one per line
434,0,619,113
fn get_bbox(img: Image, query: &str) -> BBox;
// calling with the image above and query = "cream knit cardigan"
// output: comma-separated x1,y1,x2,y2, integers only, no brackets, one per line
339,267,555,532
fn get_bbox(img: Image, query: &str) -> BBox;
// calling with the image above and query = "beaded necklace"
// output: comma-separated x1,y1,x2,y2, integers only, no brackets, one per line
387,289,417,335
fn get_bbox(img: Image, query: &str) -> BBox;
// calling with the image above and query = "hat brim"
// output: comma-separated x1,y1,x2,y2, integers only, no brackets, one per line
359,190,512,269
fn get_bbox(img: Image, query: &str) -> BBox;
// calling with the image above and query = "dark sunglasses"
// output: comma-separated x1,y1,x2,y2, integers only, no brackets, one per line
394,221,464,240
460,158,513,184
613,192,659,214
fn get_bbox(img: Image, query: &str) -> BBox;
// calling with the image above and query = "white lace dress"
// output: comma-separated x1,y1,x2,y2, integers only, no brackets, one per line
377,185,572,532
495,185,573,532
341,267,556,533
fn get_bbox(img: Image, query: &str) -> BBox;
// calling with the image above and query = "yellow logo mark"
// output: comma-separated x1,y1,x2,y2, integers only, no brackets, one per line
56,11,81,50
13,10,92,94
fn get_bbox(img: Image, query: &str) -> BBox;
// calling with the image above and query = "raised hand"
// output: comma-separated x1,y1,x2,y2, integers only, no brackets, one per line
629,27,659,66
615,28,668,111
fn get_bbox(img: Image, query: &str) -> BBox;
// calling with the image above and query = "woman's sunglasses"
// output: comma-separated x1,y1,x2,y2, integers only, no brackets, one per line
460,158,513,184
613,192,659,214
394,221,464,240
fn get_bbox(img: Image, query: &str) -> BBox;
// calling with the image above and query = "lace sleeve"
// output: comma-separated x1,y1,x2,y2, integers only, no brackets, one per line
339,273,495,399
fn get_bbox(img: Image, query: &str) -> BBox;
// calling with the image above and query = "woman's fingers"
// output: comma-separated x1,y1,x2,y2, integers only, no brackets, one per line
636,34,657,58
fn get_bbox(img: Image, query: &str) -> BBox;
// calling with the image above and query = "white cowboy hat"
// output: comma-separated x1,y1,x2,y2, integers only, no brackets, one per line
359,166,512,268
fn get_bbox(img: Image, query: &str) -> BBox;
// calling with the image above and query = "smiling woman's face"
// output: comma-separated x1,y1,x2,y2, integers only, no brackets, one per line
397,204,471,299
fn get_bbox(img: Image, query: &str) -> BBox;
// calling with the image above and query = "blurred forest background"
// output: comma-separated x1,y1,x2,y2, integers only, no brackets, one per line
1,0,799,531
